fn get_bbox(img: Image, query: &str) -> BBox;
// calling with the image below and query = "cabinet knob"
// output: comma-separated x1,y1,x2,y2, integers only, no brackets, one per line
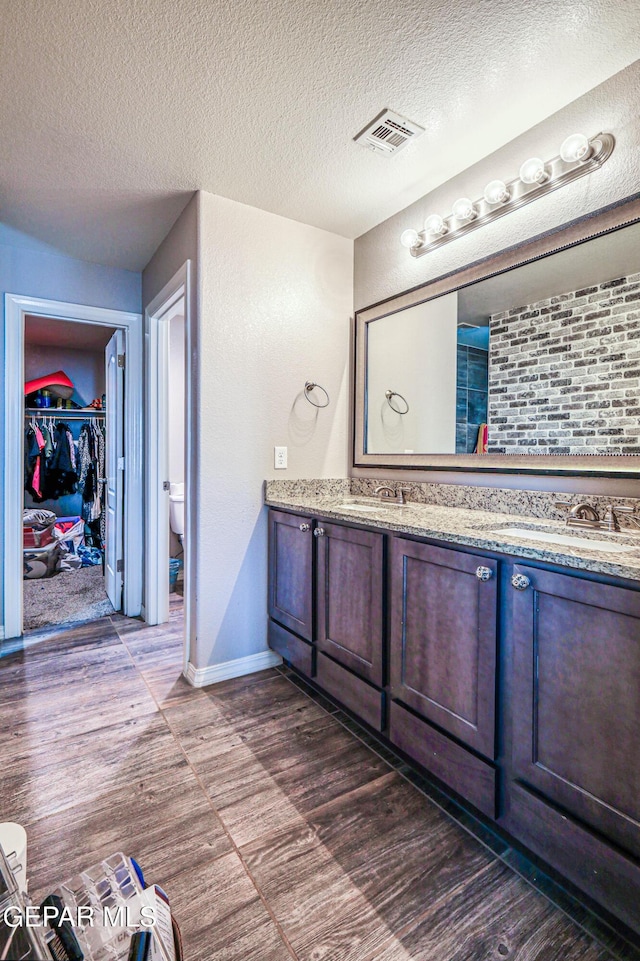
313,527,325,537
475,566,493,582
299,523,311,532
511,573,531,591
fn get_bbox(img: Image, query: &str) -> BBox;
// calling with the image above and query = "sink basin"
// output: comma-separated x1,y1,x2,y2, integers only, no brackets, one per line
337,497,404,514
490,526,632,554
336,502,394,513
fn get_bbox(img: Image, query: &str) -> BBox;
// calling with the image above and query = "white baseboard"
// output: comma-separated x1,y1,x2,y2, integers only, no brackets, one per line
184,649,282,688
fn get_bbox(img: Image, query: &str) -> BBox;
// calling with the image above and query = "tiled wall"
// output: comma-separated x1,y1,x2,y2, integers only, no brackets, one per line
456,345,488,453
488,274,640,454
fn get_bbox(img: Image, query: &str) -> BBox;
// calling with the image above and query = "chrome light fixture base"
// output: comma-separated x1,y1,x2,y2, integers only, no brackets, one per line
409,133,615,258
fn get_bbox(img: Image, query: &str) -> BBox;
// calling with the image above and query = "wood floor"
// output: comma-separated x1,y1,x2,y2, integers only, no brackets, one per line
1,603,638,961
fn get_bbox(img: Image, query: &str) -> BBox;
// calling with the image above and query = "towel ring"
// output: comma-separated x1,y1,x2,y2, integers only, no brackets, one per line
385,389,409,415
304,381,330,409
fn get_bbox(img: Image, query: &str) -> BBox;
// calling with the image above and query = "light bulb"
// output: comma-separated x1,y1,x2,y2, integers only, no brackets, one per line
519,157,547,184
483,179,510,205
400,228,420,249
560,133,591,163
424,214,447,236
452,198,476,221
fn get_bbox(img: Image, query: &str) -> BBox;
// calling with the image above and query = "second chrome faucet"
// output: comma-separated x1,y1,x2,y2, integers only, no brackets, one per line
555,500,639,533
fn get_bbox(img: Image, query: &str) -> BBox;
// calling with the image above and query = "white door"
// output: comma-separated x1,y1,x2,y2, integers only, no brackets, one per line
105,330,125,610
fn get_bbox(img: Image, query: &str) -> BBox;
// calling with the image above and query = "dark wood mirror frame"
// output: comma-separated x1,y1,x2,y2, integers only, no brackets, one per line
353,195,640,477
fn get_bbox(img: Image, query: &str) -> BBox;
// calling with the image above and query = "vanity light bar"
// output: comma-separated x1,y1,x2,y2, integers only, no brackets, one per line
401,133,615,258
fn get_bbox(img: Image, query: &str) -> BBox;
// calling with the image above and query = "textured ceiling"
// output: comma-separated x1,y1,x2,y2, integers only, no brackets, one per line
1,0,639,270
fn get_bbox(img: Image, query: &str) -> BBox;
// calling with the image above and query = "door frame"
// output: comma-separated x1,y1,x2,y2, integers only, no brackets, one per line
104,329,126,612
144,261,192,672
3,293,143,639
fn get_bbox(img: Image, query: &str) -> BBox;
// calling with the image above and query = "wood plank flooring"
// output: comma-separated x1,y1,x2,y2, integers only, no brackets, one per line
1,604,638,960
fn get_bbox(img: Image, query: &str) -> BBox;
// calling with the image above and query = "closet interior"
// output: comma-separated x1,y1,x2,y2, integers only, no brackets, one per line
23,316,118,632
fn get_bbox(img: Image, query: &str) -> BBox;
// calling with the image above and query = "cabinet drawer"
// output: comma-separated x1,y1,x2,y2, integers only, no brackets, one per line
389,701,496,819
316,523,384,685
268,620,314,677
390,537,497,759
268,509,314,641
507,781,640,934
511,564,640,860
316,653,384,731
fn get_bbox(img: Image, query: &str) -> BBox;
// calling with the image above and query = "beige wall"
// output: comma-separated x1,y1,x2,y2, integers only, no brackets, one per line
353,60,640,495
142,194,198,652
196,192,353,669
141,195,198,309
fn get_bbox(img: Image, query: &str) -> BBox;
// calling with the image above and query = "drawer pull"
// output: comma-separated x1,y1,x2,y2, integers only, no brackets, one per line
511,573,531,591
314,527,325,537
299,523,311,532
475,566,493,581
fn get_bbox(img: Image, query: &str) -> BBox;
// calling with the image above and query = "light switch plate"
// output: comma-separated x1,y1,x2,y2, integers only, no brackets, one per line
274,446,288,469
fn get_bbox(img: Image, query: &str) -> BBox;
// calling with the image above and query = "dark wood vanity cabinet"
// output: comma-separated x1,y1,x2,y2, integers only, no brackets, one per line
510,564,640,853
387,537,498,818
268,510,385,726
506,564,640,930
389,538,498,758
316,522,384,685
315,522,385,729
267,506,640,932
268,509,314,640
268,509,315,675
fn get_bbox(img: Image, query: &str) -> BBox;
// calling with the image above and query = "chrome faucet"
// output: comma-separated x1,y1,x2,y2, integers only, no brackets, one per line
555,500,604,530
374,485,410,505
570,502,600,523
555,499,640,533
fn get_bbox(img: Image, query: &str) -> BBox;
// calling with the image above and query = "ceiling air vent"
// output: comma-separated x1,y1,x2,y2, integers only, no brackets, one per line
354,109,425,156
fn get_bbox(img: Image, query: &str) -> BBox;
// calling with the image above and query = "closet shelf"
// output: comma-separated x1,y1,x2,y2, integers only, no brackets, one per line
25,407,106,418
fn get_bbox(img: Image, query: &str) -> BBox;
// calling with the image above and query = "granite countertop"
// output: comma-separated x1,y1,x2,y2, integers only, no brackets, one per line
264,488,640,583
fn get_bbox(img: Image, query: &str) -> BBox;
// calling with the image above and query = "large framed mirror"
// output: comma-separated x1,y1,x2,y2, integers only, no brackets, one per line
354,198,640,475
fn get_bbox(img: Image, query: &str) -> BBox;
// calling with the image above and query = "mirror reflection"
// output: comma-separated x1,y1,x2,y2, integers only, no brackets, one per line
365,220,640,456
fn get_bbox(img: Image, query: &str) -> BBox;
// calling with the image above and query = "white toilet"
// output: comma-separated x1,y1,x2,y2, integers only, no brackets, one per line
169,482,185,544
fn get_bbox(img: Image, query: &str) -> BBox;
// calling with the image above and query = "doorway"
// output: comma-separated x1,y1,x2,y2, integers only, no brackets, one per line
144,262,192,672
23,317,122,630
3,294,143,641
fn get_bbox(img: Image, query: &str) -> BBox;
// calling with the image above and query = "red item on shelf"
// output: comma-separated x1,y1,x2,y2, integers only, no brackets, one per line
24,370,74,399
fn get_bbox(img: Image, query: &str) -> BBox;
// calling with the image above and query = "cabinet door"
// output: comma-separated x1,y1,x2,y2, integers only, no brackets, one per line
316,522,384,685
390,538,498,758
511,564,640,859
268,509,314,641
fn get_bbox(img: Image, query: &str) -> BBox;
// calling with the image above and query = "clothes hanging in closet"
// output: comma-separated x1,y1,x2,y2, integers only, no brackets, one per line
25,420,77,501
77,421,106,537
45,422,78,499
25,422,47,501
24,419,106,545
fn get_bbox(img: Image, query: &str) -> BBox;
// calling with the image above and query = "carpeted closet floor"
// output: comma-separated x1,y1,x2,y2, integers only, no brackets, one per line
23,565,114,631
